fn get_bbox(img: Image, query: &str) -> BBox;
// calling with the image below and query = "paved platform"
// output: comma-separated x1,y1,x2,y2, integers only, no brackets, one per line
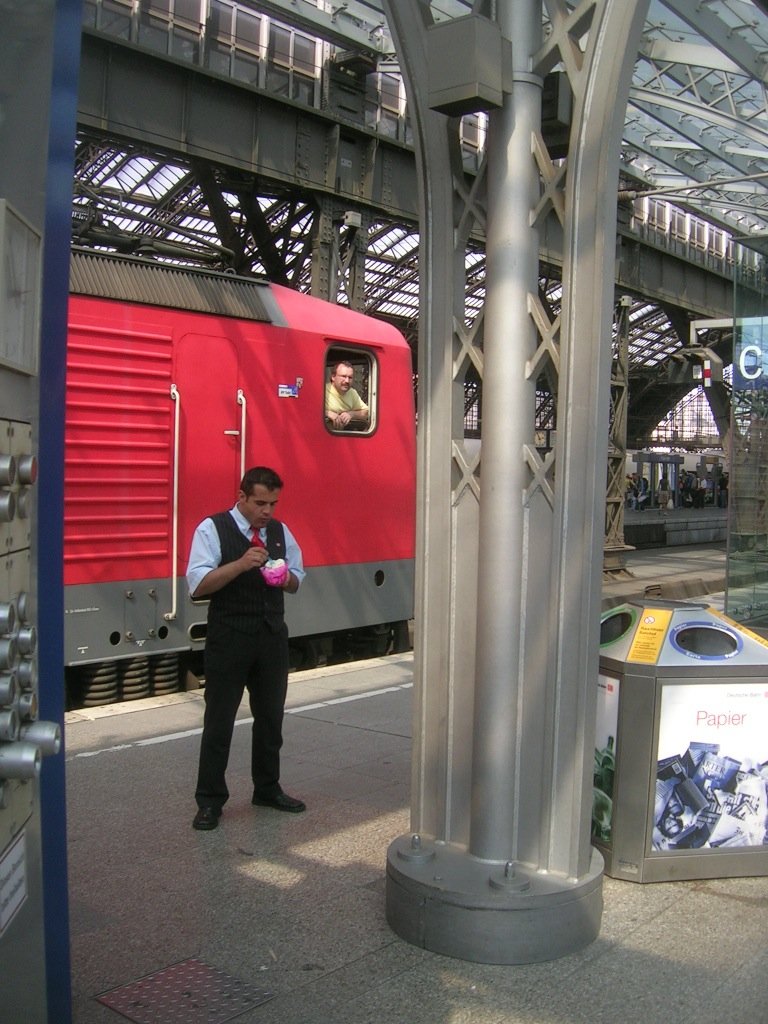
603,540,727,606
623,505,727,549
63,543,768,1024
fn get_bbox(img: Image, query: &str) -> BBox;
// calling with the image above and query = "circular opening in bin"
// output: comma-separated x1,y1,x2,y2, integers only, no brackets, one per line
600,608,636,646
670,622,741,660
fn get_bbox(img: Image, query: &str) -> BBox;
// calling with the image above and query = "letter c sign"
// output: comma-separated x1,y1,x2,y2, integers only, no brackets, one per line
738,343,763,381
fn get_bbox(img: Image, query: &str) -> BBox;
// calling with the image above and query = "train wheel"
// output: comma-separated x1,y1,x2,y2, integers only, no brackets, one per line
69,662,119,708
391,620,411,653
365,623,392,657
289,638,320,671
119,657,151,702
152,653,182,695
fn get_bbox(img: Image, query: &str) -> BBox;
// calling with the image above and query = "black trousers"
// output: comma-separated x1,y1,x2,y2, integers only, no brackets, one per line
195,620,289,811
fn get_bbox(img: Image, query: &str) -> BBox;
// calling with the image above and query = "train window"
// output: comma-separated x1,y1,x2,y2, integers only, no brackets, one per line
325,350,376,435
365,71,404,139
267,23,318,104
137,0,202,61
206,1,263,83
83,0,97,28
98,0,133,38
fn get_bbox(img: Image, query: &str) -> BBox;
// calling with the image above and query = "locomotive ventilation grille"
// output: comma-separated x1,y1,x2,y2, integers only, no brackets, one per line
69,248,275,322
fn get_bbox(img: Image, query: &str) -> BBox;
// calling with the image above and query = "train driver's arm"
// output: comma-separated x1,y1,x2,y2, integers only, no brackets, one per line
326,392,369,429
344,402,369,424
327,408,369,428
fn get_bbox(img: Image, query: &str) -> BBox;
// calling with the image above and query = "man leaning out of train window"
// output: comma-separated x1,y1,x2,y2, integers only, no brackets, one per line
325,360,369,429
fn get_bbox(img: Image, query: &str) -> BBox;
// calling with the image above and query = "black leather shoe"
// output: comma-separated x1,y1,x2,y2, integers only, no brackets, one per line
192,806,221,830
252,791,306,813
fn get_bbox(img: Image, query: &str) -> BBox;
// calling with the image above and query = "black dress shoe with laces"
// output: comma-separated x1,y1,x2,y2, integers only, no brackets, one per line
251,791,306,813
192,806,221,830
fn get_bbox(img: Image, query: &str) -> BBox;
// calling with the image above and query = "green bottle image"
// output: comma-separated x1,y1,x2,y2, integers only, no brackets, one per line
592,736,615,842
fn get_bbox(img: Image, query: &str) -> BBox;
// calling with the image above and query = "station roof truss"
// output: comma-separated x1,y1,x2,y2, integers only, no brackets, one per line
71,0,768,443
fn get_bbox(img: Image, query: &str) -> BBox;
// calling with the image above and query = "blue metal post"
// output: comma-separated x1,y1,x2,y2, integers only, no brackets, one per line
39,3,84,1019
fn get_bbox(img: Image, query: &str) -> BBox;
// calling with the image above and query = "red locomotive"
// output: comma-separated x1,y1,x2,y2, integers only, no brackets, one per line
63,251,415,706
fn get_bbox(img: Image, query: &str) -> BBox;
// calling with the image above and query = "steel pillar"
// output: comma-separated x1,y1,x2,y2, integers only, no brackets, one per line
384,0,649,964
605,295,635,578
311,197,368,309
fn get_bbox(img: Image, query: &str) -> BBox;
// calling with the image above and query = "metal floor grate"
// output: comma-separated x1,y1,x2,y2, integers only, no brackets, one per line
96,958,273,1023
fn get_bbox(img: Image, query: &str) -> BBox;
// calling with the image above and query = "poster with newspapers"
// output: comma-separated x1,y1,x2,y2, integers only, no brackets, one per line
653,682,768,851
592,672,620,844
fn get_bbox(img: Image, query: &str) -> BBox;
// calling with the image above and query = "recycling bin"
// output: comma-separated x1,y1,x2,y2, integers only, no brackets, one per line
594,598,768,882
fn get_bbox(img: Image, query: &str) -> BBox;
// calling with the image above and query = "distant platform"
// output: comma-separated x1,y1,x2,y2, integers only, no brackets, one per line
622,505,727,548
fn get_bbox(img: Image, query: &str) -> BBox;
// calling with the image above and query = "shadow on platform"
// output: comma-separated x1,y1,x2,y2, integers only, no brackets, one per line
63,642,768,1024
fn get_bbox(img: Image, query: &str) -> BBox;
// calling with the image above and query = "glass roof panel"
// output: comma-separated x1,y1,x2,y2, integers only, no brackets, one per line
70,0,768,386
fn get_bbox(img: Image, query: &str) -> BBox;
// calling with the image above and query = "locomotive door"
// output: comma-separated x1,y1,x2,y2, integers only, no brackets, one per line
175,333,243,575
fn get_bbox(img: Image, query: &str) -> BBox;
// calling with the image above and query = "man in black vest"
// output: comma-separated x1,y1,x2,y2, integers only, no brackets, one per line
187,466,306,830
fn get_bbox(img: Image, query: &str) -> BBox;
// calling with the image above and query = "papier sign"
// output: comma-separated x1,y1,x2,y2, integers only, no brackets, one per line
653,682,768,851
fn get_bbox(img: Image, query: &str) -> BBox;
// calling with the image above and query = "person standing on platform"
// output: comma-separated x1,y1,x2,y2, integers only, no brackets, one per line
625,474,636,508
693,475,706,509
187,466,306,831
703,473,714,505
633,476,650,510
657,474,670,509
682,472,695,507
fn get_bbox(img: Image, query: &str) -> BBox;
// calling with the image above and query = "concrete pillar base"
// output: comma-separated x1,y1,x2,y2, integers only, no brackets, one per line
386,834,604,964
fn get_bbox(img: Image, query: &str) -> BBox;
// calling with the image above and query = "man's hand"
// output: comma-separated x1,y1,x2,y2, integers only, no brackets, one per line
192,543,268,599
240,545,268,571
261,559,288,587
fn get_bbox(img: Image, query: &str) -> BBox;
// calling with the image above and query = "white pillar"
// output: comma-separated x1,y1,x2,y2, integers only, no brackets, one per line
470,0,544,862
385,0,650,964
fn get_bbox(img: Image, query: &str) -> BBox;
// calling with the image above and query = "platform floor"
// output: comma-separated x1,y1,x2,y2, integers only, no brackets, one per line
603,537,727,605
64,543,768,1024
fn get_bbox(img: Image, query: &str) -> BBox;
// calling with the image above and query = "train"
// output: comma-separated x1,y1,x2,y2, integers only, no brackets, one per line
63,251,416,707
